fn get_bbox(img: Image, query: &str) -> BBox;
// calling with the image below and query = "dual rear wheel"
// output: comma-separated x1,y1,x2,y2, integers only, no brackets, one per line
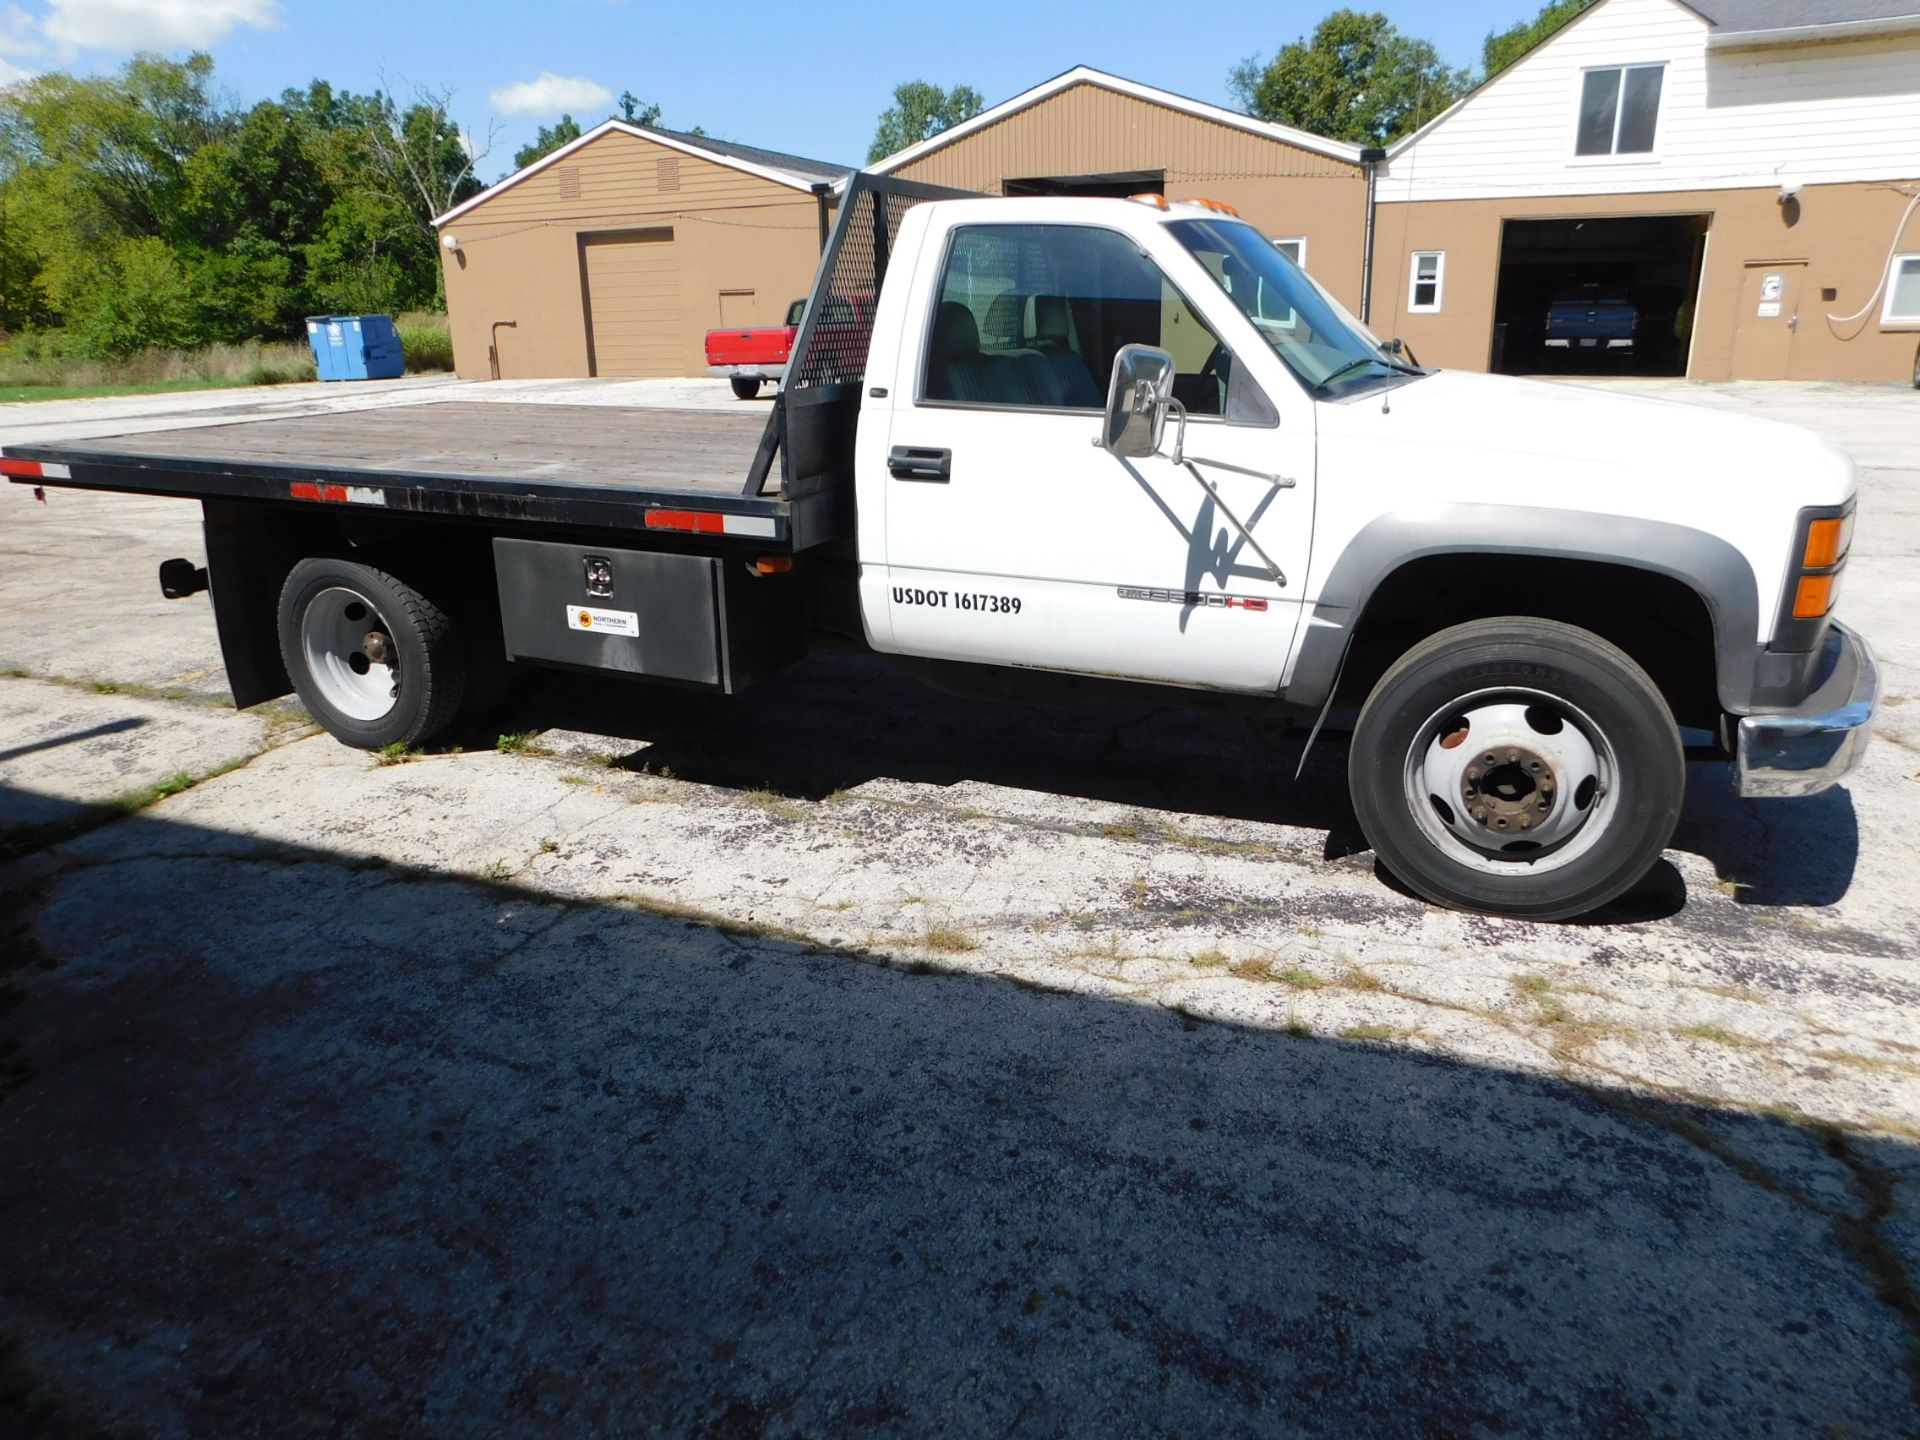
279,557,508,750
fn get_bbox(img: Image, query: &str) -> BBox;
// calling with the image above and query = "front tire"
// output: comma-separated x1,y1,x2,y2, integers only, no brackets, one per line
1349,617,1683,921
278,557,467,749
729,376,763,400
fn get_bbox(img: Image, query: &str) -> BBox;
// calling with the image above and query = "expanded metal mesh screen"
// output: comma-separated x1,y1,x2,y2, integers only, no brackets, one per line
789,181,948,392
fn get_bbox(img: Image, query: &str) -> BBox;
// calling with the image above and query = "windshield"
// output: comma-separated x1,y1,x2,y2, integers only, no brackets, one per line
1167,218,1414,394
785,299,806,326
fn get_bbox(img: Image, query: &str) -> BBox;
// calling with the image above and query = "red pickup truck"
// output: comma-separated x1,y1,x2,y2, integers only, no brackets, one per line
705,299,804,399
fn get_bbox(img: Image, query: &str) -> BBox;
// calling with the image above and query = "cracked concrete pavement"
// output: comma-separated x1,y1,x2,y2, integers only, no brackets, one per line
1,377,1918,1435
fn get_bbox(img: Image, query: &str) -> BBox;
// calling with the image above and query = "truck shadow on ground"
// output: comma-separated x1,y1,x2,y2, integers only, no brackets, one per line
477,649,1858,918
0,797,1912,1438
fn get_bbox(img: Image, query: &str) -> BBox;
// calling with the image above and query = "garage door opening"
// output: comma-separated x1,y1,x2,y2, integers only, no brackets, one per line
1490,214,1709,377
1003,170,1165,199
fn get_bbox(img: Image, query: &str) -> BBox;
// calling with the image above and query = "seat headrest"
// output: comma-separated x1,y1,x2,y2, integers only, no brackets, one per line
1032,295,1071,342
983,291,1024,345
930,301,980,362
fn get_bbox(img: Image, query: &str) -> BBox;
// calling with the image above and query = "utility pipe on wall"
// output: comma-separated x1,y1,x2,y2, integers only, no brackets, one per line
1359,147,1386,325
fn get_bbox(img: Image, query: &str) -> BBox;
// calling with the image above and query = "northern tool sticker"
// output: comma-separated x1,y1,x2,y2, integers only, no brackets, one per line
565,605,639,636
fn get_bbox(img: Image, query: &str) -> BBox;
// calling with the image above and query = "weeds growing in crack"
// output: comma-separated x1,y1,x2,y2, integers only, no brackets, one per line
1680,1022,1766,1049
1341,1023,1396,1042
743,788,805,821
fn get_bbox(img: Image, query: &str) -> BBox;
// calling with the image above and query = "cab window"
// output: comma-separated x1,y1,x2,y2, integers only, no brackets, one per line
923,223,1229,416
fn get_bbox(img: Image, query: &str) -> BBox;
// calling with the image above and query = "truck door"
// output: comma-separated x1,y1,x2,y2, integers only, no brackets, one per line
875,221,1314,693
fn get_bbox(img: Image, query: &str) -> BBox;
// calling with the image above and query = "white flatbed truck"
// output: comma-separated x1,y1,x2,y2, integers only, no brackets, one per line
3,175,1879,920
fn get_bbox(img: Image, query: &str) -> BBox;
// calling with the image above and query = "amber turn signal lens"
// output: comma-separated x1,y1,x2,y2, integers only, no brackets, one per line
1792,573,1835,619
1803,517,1846,569
754,556,793,575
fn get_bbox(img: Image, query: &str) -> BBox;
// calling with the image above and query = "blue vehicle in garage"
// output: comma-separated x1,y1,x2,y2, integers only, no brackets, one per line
1543,284,1638,358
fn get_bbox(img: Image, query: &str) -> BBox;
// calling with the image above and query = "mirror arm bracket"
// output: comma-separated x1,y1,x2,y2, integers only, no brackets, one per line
1164,397,1291,588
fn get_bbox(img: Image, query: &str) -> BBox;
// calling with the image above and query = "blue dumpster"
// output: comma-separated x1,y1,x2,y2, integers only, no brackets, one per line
304,315,405,381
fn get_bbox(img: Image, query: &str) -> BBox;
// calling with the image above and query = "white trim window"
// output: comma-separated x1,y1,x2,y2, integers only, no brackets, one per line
1575,64,1665,157
1884,254,1920,326
1409,251,1444,313
1269,235,1308,271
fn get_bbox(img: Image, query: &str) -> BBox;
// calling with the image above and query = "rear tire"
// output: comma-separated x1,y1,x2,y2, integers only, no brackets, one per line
278,557,467,750
730,376,763,400
1348,617,1683,921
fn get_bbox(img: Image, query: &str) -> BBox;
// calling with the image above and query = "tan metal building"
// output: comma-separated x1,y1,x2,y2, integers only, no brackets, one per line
434,123,847,380
1367,0,1920,382
869,67,1371,313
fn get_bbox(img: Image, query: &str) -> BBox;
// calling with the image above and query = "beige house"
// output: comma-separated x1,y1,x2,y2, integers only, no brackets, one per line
869,67,1372,314
434,123,847,379
1368,0,1920,381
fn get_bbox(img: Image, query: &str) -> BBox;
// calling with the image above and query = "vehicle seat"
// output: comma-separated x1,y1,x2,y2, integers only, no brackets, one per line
1019,295,1101,407
928,301,999,403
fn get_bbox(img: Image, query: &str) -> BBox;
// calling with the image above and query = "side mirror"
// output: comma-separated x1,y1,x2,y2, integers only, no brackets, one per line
1100,344,1175,459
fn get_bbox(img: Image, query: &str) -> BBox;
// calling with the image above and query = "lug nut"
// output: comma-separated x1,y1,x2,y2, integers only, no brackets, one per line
1471,809,1487,824
1466,768,1480,782
1519,817,1533,830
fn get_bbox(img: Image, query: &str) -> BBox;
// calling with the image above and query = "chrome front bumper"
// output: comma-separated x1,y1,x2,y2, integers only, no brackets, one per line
1735,621,1880,798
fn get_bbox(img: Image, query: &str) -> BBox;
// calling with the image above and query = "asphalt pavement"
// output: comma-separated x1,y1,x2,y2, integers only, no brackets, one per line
1,376,1916,1437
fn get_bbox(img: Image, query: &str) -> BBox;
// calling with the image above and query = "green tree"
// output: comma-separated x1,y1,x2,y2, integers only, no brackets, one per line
617,91,661,126
63,235,197,354
1484,0,1598,76
514,113,583,170
1230,11,1468,147
867,80,983,163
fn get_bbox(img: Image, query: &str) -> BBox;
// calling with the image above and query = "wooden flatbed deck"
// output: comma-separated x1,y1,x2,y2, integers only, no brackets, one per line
1,400,849,544
29,402,769,495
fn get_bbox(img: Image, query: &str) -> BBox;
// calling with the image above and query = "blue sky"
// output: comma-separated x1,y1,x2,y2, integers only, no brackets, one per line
0,0,1547,178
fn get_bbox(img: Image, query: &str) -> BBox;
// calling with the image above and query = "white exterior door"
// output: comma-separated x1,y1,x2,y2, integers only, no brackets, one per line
872,220,1315,695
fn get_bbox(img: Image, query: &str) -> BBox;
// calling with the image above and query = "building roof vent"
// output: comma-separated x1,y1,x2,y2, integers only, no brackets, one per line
658,156,680,193
555,166,582,201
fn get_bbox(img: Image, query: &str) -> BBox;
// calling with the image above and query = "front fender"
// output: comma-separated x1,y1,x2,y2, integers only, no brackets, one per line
1285,505,1760,714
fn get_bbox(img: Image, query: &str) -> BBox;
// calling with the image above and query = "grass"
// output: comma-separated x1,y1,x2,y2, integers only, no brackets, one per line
496,732,552,756
1340,1023,1396,1042
1680,1021,1766,1049
1098,816,1145,841
743,788,806,821
0,338,317,400
922,925,979,954
1272,965,1327,991
396,313,454,372
538,838,560,854
1190,948,1229,968
374,741,415,767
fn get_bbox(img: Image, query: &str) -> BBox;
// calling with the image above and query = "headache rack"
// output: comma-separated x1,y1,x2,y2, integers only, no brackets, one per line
743,171,976,504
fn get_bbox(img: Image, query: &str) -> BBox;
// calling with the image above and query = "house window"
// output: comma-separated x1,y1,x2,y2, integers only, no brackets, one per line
1885,255,1920,325
1577,65,1664,156
1270,236,1308,270
1409,251,1444,313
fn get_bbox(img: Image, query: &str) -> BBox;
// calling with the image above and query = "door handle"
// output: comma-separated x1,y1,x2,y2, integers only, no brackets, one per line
887,446,951,482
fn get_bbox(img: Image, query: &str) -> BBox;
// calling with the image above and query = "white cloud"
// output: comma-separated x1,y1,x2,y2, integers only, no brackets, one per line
0,3,42,57
43,0,281,52
488,71,611,117
0,55,33,85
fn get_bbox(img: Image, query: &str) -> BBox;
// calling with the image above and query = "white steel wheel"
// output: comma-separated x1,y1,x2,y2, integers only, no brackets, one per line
1403,690,1616,876
278,557,467,750
1349,617,1683,921
300,586,401,722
